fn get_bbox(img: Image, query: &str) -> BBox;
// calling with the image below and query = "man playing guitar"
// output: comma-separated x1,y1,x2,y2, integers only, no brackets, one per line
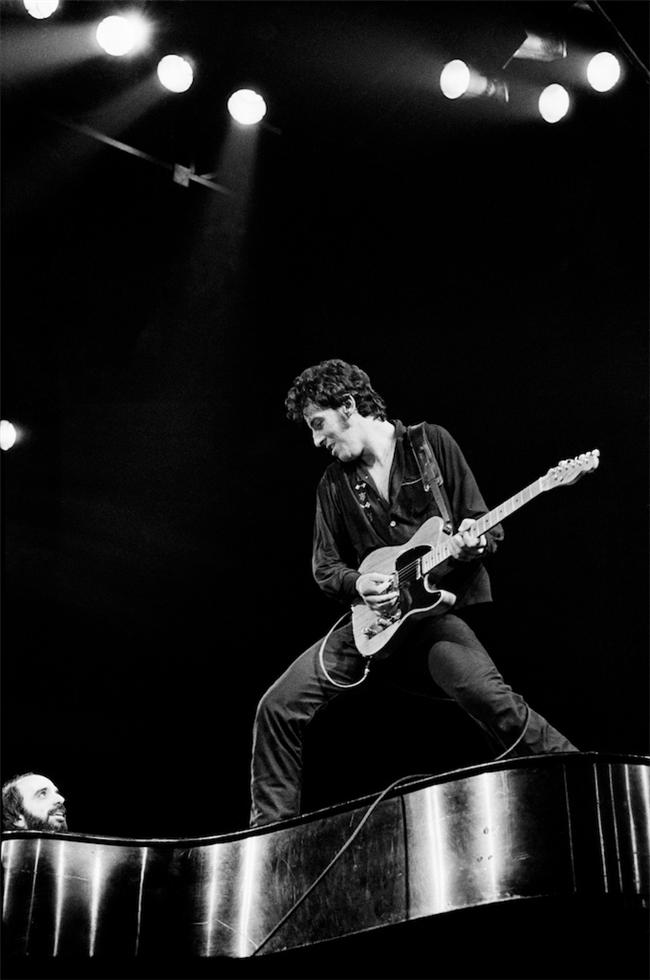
249,359,581,828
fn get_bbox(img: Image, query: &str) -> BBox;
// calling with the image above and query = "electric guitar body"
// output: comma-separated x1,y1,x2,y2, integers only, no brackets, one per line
352,517,457,660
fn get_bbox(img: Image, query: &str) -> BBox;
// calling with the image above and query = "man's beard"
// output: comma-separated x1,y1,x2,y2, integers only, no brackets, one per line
23,807,68,831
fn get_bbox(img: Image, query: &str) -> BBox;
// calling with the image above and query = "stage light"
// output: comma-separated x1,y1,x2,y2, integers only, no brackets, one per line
538,83,570,123
511,32,567,62
0,421,18,451
227,89,267,125
440,60,471,99
440,60,508,102
157,55,194,93
96,14,149,57
23,0,59,18
587,51,621,92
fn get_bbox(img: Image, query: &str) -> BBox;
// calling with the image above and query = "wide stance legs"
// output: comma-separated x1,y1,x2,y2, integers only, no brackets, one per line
250,613,577,827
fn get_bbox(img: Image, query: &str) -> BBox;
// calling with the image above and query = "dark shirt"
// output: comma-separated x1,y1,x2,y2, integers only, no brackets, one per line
312,420,504,608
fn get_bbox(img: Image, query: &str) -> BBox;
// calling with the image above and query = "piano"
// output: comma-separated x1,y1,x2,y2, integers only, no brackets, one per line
3,752,649,977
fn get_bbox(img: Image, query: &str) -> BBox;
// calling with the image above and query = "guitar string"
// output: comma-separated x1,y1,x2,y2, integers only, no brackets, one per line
391,489,539,584
395,507,511,582
392,509,506,584
368,464,592,591
393,502,515,584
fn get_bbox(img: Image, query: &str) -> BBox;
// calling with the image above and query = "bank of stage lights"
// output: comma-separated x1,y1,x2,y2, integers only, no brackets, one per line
22,1,623,125
92,12,268,120
21,2,267,122
440,32,623,124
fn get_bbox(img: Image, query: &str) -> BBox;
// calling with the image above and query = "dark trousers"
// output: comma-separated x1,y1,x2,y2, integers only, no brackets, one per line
249,612,577,827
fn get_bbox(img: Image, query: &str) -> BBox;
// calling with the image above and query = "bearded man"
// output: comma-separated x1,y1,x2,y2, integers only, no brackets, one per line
2,772,68,831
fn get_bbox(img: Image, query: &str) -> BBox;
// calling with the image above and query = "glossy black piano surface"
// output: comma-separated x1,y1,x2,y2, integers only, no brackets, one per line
2,753,649,978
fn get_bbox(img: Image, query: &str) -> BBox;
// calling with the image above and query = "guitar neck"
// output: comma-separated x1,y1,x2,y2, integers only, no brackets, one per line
421,477,545,575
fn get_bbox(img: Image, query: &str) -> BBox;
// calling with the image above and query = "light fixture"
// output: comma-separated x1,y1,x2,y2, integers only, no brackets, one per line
440,60,470,99
511,31,567,63
0,421,18,451
95,14,150,57
586,51,621,92
538,83,571,123
440,60,509,103
23,0,60,18
157,55,194,93
227,89,267,125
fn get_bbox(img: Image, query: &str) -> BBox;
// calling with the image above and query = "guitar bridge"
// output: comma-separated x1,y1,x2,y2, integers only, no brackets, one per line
363,609,402,638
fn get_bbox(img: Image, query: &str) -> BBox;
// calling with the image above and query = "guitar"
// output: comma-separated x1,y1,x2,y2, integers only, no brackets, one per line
352,450,600,659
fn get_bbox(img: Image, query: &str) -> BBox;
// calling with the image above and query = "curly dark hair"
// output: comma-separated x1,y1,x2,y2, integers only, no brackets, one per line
2,772,35,830
285,359,387,422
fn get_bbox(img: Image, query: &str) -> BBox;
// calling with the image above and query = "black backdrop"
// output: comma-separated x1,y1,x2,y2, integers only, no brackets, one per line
2,0,648,839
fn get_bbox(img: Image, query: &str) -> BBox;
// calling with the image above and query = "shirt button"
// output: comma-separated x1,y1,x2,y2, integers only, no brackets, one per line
389,520,396,528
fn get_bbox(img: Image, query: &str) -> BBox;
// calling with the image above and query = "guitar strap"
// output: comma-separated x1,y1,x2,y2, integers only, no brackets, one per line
407,422,454,532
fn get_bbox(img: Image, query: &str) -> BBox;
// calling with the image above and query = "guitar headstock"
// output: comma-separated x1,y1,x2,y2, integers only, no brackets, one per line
540,450,600,491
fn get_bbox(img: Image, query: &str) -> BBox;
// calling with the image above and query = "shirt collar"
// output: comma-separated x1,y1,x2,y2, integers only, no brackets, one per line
351,419,405,479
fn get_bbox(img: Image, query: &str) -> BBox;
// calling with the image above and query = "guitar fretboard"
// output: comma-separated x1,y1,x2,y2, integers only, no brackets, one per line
419,477,545,576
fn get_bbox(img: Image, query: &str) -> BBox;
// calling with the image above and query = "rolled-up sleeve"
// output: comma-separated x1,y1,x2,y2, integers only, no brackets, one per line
312,478,361,602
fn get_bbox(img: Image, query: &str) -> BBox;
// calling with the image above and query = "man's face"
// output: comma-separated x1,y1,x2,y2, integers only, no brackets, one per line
13,774,67,831
303,404,362,462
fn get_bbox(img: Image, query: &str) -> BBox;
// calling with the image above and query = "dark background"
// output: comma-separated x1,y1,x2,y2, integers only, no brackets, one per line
2,0,648,840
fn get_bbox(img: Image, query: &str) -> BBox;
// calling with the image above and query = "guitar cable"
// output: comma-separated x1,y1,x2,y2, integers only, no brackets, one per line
249,709,530,955
250,771,432,957
492,704,531,761
250,709,530,957
317,610,371,689
318,613,533,762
